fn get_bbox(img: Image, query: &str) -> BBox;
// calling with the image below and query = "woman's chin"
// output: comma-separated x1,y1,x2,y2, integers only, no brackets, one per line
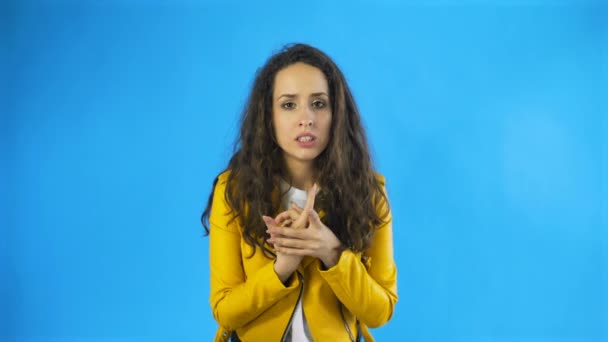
283,150,322,165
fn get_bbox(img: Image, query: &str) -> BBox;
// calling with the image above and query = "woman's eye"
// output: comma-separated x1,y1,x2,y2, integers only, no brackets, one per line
312,100,326,109
282,102,296,110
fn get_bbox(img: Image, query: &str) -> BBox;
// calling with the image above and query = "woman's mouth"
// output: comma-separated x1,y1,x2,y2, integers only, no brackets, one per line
295,134,317,148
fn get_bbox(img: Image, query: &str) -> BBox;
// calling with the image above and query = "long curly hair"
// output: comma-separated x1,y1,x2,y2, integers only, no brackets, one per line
201,43,389,255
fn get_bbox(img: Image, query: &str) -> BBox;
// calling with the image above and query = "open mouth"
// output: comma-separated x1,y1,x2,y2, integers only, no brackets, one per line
295,134,317,147
297,136,315,142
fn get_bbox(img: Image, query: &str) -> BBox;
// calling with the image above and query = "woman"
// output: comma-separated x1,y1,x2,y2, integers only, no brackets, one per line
201,43,397,341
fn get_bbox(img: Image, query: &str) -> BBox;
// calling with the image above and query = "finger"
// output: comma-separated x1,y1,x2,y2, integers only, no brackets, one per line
289,203,307,228
267,232,291,244
275,212,293,227
274,246,313,256
267,225,308,240
274,212,283,224
290,202,303,214
272,237,317,249
262,215,280,230
309,209,322,226
275,211,289,224
289,205,307,228
302,183,317,213
293,183,317,228
276,209,300,225
263,217,280,243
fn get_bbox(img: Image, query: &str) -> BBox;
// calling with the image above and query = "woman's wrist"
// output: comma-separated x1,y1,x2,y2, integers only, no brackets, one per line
320,248,342,270
273,259,295,284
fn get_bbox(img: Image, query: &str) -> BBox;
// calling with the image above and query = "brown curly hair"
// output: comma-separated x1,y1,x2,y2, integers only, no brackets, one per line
201,43,389,255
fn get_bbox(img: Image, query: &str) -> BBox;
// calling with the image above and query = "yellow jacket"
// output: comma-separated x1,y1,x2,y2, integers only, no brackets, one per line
209,170,397,341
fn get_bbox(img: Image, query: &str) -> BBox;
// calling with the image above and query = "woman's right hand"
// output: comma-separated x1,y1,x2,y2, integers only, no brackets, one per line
262,184,317,284
262,215,302,283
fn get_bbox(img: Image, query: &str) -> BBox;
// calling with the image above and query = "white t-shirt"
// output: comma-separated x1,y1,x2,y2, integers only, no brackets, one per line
279,179,313,342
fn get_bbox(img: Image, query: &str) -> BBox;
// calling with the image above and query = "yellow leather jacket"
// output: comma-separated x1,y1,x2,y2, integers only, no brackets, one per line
209,170,397,341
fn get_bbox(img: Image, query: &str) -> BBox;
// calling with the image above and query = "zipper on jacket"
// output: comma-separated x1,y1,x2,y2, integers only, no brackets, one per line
340,302,356,342
259,241,307,341
280,271,304,342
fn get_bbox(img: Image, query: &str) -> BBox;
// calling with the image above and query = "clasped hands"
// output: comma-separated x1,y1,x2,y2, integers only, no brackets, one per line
262,184,343,282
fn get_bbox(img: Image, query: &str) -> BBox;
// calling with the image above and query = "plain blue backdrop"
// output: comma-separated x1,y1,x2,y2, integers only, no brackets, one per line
1,0,606,341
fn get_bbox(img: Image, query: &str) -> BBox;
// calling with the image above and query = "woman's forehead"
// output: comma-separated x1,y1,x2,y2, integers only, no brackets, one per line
273,63,329,97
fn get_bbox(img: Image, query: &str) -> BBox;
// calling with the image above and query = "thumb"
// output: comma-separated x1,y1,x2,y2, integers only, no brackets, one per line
308,210,322,227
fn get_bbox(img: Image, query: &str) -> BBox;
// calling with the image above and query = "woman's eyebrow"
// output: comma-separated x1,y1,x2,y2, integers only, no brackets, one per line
277,92,328,100
278,94,297,100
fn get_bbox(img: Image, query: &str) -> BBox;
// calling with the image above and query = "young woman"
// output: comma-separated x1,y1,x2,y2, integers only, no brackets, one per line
201,43,397,342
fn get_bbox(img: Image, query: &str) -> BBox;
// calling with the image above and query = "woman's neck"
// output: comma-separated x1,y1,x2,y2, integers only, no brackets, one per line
283,159,315,190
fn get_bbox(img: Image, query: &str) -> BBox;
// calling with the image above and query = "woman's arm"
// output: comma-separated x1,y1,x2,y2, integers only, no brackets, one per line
208,174,300,330
317,216,397,328
264,177,398,327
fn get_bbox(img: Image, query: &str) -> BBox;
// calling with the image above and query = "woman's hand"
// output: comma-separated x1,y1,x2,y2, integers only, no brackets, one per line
262,184,318,283
267,184,344,269
262,215,302,284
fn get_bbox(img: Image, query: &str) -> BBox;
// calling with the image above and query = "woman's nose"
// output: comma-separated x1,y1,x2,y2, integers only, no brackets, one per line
299,119,313,127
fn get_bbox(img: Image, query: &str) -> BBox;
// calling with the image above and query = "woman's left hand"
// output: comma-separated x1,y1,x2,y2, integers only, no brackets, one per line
267,203,344,269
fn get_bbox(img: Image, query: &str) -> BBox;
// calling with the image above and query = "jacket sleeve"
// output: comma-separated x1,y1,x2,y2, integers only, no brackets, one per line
209,173,301,330
318,179,398,328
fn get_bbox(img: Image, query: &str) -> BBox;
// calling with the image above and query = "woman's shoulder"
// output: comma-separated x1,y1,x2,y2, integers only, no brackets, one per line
209,169,233,206
373,172,386,187
216,169,232,184
209,169,240,231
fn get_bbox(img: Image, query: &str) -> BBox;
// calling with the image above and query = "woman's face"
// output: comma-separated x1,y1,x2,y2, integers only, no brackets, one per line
272,62,332,172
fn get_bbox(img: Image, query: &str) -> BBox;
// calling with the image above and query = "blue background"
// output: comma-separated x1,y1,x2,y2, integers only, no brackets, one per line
1,0,606,341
